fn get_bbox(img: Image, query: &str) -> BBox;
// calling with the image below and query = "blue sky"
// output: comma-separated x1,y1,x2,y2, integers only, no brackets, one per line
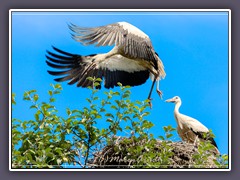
11,11,229,155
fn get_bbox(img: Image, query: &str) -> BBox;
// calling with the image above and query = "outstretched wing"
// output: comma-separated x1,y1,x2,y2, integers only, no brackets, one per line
46,46,150,89
69,22,158,65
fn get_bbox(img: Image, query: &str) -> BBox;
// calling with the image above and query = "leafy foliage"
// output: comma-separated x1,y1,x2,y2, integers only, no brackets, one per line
12,84,76,168
192,131,228,168
11,78,228,169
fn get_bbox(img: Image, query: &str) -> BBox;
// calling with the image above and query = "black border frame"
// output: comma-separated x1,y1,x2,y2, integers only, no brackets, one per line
1,0,239,179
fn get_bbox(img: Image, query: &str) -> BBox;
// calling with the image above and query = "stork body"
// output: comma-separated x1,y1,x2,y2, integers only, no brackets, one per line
46,22,165,102
165,96,218,151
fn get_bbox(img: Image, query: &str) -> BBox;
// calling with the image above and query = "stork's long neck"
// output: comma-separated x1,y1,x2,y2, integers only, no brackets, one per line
174,101,182,127
174,101,181,114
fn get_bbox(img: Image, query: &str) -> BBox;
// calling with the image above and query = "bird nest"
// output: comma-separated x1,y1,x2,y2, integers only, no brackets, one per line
88,137,218,169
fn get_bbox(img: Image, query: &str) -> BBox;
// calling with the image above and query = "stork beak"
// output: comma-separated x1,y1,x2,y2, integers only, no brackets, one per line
165,98,174,103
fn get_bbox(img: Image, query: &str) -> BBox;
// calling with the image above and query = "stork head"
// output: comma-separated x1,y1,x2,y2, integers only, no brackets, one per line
165,96,181,104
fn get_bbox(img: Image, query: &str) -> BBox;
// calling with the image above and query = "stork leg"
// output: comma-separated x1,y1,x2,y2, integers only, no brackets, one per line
147,78,156,108
193,135,199,147
156,80,163,99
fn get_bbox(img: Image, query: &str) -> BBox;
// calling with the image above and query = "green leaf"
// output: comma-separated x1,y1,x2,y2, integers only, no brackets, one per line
142,112,150,117
29,89,37,94
86,77,94,81
66,129,71,134
55,84,62,89
96,78,102,82
93,96,99,101
94,82,100,87
163,126,168,132
123,116,130,121
133,114,140,119
111,105,118,110
117,82,122,86
29,149,36,155
23,96,31,101
125,90,131,95
115,100,120,106
101,99,105,106
21,123,27,130
23,91,28,97
33,94,39,102
86,98,91,103
100,108,106,112
142,120,154,129
125,126,132,130
159,136,165,140
96,114,102,119
12,93,16,105
118,126,123,132
66,108,71,116
34,110,41,121
106,118,113,123
166,134,173,139
113,92,120,96
122,94,129,98
53,90,61,95
167,125,175,132
30,105,38,109
55,147,63,155
133,105,140,111
48,90,53,96
105,113,114,118
89,109,97,115
117,113,123,119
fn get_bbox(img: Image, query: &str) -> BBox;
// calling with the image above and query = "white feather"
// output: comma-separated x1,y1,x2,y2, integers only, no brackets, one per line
178,114,209,133
117,22,149,39
96,55,147,72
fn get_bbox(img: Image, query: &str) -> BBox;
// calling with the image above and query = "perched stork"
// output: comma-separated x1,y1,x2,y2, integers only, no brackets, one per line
46,22,166,103
165,96,219,153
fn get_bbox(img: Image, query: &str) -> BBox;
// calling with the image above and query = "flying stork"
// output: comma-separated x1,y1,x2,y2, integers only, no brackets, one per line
165,96,219,153
46,22,166,104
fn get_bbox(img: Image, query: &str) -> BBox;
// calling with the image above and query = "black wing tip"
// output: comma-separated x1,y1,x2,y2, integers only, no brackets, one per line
45,45,57,52
46,46,76,57
191,128,219,149
45,54,52,60
68,22,76,29
45,46,57,55
54,77,67,82
47,70,59,75
46,60,53,67
210,138,218,149
67,22,74,26
51,46,64,53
